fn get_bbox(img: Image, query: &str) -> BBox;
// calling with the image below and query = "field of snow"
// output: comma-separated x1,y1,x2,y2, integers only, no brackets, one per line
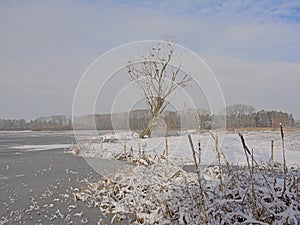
71,129,300,167
69,129,300,224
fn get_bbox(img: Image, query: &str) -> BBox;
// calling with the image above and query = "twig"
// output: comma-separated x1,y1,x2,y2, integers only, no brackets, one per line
197,137,202,178
124,137,127,154
187,134,208,224
238,133,251,154
238,133,276,200
216,135,223,192
210,132,223,193
165,138,169,157
198,144,208,224
296,177,299,202
239,133,251,171
220,151,238,181
188,134,198,169
280,123,287,197
241,188,250,213
251,148,257,218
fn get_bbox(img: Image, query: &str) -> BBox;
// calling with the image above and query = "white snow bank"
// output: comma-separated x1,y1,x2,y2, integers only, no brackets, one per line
11,144,70,151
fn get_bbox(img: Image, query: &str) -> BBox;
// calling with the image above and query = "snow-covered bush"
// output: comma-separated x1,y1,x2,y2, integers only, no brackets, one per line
73,159,300,224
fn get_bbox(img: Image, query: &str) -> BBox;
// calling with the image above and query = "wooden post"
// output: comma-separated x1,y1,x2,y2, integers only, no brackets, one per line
198,140,201,167
271,140,274,161
138,142,141,156
188,134,198,169
130,146,133,157
296,177,299,202
124,137,126,154
215,134,219,160
165,138,169,157
99,137,104,150
89,135,93,145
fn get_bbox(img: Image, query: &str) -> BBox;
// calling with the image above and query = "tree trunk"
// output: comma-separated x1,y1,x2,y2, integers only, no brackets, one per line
139,121,152,138
139,98,164,138
139,113,158,138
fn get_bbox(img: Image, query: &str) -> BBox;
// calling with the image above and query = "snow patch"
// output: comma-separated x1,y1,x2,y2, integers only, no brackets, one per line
11,144,70,151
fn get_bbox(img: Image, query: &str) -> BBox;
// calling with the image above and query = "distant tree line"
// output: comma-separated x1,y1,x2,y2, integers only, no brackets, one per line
0,105,298,131
225,104,295,128
73,106,297,131
0,115,72,131
0,119,31,130
31,115,72,131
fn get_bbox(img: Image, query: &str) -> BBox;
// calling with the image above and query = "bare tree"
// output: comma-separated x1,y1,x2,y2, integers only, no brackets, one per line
225,104,256,128
128,41,191,138
226,104,255,117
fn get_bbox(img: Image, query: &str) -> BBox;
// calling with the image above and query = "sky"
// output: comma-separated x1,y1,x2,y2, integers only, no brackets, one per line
0,0,300,120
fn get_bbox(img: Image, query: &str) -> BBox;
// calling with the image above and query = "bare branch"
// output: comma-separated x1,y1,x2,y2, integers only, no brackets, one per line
127,40,192,138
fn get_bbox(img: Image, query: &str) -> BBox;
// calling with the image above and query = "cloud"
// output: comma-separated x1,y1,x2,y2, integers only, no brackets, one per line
0,0,299,119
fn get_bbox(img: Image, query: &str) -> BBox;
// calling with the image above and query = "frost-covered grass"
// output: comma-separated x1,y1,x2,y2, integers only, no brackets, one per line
73,161,300,224
70,130,300,224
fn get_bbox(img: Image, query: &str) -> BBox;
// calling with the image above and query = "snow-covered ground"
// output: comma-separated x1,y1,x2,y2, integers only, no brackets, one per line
71,129,300,167
69,129,300,224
